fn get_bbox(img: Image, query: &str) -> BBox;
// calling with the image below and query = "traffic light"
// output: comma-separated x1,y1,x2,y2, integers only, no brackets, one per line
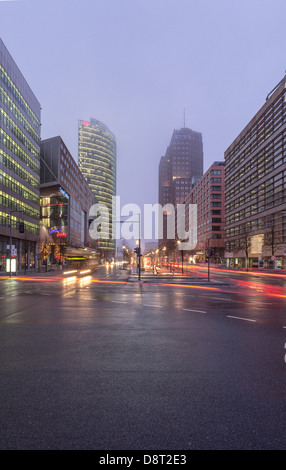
134,247,140,256
18,222,24,233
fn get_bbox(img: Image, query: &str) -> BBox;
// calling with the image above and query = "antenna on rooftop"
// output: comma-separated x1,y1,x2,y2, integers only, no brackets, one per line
183,106,186,128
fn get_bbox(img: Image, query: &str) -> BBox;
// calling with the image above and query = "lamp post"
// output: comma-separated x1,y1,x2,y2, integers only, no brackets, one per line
281,211,286,270
9,209,24,277
177,240,183,274
115,214,141,281
137,212,141,281
162,246,166,268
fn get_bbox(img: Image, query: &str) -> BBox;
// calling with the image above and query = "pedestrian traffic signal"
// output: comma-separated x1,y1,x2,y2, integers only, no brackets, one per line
19,222,24,233
134,247,140,255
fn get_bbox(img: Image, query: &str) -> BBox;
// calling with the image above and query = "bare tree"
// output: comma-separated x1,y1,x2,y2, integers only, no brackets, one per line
263,222,282,263
238,232,252,271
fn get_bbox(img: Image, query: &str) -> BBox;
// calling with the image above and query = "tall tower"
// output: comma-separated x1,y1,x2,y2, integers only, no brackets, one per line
158,127,203,247
78,118,116,257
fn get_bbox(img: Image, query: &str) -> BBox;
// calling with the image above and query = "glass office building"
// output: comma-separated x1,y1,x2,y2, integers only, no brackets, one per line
0,39,41,273
78,118,116,257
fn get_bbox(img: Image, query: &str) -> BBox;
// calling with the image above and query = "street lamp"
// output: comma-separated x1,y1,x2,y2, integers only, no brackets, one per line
115,214,141,281
177,240,183,274
282,211,286,270
8,209,24,277
162,246,166,267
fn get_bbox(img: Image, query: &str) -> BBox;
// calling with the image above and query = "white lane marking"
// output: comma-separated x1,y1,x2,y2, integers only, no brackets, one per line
110,300,127,304
40,293,51,295
183,308,206,313
227,315,256,322
0,297,4,299
143,304,163,308
203,296,231,301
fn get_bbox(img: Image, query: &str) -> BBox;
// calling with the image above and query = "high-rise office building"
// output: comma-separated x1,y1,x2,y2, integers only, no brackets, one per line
158,127,203,248
159,127,203,207
224,75,286,269
78,118,116,257
0,38,41,273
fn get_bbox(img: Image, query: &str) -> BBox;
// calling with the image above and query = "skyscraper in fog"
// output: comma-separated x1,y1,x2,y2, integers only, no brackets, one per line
78,118,116,257
158,127,203,246
159,127,203,206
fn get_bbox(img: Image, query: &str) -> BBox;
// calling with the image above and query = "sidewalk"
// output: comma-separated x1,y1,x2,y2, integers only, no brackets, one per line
0,267,67,279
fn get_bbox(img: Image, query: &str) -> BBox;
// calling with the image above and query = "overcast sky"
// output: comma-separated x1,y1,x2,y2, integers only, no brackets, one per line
1,0,286,217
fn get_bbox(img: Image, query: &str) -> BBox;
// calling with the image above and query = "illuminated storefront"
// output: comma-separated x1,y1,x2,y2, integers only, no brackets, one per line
78,119,116,257
40,136,97,268
0,39,41,273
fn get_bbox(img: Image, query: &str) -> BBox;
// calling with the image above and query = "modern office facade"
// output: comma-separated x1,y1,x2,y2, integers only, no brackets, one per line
78,118,116,257
0,38,41,273
158,127,203,249
185,162,225,262
224,75,286,269
40,136,97,266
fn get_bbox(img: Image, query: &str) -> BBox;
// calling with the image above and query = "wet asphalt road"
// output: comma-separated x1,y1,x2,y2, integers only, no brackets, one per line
0,266,285,450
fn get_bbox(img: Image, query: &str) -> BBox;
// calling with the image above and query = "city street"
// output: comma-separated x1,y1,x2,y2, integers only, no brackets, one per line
0,265,285,450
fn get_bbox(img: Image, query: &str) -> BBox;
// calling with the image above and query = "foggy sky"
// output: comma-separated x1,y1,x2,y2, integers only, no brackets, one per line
1,0,286,218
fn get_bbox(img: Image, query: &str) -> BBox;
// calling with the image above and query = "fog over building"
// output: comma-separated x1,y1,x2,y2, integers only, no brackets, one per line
158,127,203,248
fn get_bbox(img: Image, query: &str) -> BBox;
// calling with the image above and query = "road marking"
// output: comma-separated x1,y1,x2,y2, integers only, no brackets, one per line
227,315,256,322
40,293,51,295
143,304,163,308
203,295,231,301
110,300,127,304
183,308,206,313
0,297,4,300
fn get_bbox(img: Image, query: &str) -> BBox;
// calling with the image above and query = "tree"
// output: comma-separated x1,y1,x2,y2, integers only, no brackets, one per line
263,222,282,263
238,232,252,271
39,238,51,271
